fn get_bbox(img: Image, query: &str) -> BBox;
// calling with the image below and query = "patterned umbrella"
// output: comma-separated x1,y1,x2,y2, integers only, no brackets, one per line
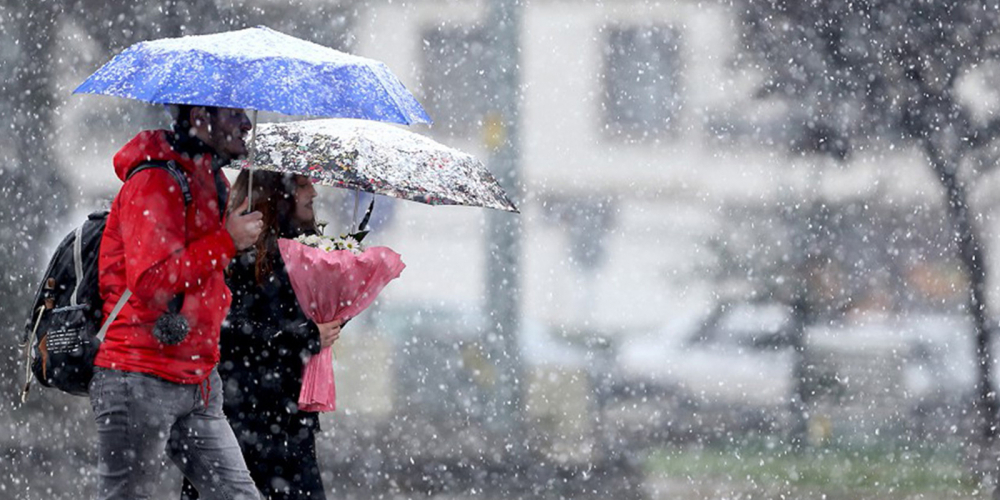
231,119,518,213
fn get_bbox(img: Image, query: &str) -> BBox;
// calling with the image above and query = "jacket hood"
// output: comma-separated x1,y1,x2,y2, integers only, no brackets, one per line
113,130,192,182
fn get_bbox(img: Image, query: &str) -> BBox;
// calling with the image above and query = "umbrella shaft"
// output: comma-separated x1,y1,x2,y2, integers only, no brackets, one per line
247,109,259,209
352,189,360,231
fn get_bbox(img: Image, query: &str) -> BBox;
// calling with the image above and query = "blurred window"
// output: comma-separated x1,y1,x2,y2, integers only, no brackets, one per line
602,24,682,140
420,24,489,138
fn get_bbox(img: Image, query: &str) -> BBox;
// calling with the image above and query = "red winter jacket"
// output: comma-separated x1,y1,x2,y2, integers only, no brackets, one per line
95,130,237,384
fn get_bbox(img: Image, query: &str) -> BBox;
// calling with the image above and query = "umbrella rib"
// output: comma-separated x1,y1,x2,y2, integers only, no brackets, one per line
366,64,419,126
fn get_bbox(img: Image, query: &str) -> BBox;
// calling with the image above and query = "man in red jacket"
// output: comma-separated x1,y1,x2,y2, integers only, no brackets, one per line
91,105,264,500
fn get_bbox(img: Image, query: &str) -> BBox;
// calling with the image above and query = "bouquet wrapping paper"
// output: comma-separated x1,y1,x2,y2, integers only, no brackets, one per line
278,238,405,412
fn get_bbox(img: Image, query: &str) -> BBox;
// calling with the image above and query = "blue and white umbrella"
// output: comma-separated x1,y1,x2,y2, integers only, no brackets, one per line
74,25,430,125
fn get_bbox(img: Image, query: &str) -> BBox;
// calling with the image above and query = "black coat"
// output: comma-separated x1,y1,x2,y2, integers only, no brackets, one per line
183,248,326,499
218,247,322,432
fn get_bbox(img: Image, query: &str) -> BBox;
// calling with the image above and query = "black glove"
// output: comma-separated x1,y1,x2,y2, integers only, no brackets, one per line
152,294,189,345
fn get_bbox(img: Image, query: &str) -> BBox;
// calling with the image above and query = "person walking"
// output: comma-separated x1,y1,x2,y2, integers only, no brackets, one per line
91,105,264,500
181,170,342,500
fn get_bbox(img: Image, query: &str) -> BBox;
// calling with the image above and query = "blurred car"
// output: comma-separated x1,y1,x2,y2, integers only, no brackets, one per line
619,301,986,399
616,301,796,408
808,313,980,406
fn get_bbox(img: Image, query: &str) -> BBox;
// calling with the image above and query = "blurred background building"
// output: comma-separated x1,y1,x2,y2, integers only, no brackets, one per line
5,0,1000,498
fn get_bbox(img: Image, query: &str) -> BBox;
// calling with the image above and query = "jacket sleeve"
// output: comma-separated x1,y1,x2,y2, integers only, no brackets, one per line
119,168,236,308
225,254,322,356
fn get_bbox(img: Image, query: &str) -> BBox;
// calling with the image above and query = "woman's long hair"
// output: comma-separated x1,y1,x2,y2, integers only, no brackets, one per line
229,170,317,284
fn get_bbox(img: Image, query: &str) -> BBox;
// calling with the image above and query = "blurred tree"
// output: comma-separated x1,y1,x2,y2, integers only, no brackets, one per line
709,196,963,447
0,0,70,398
733,0,1000,480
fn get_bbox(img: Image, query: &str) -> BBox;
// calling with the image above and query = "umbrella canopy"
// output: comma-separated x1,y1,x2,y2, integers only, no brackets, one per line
74,26,430,125
232,119,518,213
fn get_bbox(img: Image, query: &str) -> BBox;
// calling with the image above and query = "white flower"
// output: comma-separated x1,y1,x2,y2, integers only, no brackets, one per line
297,233,365,253
341,236,363,254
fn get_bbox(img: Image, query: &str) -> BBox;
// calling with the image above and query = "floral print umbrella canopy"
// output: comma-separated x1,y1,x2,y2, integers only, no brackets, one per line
232,119,518,213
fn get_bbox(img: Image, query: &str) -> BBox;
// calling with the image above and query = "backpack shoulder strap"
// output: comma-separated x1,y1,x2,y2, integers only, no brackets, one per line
124,161,192,317
97,289,132,342
127,160,192,207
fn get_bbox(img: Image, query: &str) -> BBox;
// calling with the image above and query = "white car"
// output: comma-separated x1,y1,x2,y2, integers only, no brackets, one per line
617,301,796,408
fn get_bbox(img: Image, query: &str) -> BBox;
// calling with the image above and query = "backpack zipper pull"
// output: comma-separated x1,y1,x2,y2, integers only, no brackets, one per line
20,380,31,404
21,305,45,403
43,278,56,310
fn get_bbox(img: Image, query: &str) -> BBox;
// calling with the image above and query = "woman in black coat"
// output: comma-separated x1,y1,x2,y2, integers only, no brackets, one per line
183,170,342,500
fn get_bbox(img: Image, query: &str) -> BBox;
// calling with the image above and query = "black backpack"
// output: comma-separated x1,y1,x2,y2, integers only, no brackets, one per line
20,161,191,400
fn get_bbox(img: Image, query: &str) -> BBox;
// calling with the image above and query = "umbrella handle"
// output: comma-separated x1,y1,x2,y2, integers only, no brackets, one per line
352,189,360,231
246,109,259,211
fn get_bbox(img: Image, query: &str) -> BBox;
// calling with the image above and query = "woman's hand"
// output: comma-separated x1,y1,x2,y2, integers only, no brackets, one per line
316,320,343,348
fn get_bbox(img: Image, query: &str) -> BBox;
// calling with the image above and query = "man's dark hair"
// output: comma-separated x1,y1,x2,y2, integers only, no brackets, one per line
170,104,219,137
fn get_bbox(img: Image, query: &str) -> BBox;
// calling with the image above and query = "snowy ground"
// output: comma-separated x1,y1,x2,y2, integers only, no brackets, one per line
3,450,988,500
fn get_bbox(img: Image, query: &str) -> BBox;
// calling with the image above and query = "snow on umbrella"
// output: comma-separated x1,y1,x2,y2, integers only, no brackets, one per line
73,25,430,125
231,118,519,213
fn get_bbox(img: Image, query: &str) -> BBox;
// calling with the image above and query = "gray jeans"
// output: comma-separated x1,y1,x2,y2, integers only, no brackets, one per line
90,367,260,500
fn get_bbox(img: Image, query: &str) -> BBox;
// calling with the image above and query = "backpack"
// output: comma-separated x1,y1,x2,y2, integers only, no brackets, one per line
20,161,191,400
